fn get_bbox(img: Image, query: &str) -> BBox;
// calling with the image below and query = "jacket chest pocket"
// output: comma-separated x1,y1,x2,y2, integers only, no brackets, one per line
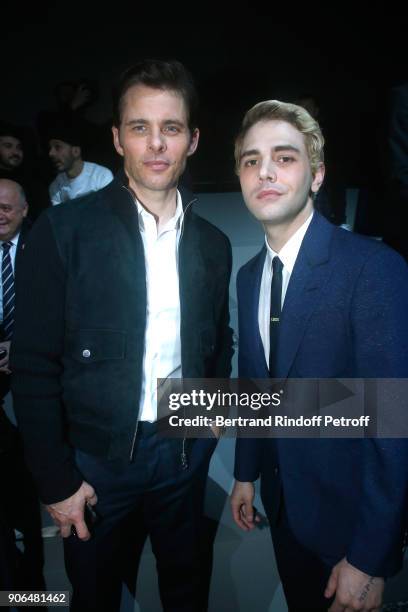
66,329,126,363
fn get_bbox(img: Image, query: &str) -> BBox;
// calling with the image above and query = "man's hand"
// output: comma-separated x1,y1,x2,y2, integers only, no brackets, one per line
46,481,97,541
230,480,260,531
325,557,384,611
210,424,222,439
0,340,11,374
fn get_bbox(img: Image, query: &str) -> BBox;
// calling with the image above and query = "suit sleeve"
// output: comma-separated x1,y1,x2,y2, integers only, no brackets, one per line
10,213,83,504
234,265,264,482
346,246,408,577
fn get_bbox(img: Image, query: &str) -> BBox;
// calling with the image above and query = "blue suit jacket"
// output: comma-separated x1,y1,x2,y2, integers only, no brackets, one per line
234,212,408,577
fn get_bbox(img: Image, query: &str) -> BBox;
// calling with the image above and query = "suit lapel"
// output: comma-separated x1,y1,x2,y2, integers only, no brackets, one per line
275,213,335,379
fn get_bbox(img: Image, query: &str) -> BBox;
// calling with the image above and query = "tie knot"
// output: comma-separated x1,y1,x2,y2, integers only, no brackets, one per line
2,241,12,253
272,256,283,275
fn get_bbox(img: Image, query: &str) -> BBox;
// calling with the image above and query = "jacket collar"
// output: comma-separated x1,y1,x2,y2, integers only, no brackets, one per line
113,168,196,212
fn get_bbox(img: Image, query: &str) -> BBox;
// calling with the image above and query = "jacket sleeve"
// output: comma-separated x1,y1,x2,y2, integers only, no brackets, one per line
10,213,83,504
213,236,234,378
346,246,408,577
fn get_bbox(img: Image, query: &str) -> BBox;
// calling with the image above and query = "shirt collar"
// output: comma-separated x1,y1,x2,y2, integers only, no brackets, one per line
1,232,20,248
136,190,184,232
265,212,314,274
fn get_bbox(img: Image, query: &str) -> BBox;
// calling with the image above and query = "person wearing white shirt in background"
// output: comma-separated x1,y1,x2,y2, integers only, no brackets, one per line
47,121,113,206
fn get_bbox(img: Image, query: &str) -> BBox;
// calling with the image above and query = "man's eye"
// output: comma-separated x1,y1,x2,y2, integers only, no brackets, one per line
132,125,146,133
243,159,258,168
164,125,179,133
277,155,294,164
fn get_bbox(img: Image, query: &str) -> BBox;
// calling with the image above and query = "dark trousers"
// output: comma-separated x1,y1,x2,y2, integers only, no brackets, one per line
261,483,335,612
64,426,215,612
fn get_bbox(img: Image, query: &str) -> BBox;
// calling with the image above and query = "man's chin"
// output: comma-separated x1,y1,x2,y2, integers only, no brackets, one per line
252,209,287,225
138,177,178,193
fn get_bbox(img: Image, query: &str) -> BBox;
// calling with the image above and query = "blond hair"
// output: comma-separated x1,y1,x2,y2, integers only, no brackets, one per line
234,99,324,175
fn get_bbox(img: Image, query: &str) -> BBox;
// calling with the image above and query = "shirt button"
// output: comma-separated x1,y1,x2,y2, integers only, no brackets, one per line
82,349,91,358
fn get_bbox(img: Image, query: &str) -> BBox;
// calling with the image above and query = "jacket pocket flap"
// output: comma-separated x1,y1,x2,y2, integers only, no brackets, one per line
66,329,126,363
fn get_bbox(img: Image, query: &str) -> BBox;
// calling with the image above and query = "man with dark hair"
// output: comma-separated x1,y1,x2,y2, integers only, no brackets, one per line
230,100,408,611
11,59,233,611
0,123,49,221
0,125,24,175
47,119,113,205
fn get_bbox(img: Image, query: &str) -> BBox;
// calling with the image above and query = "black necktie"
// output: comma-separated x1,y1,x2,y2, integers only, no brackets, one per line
2,241,15,340
269,256,283,377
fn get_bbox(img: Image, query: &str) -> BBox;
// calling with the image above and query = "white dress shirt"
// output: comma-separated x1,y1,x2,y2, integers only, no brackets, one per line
137,192,184,422
258,213,314,364
0,232,19,322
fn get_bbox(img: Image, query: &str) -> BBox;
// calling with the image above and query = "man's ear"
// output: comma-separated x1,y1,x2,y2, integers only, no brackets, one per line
72,146,82,159
22,203,28,218
112,126,124,157
187,128,199,157
311,162,325,194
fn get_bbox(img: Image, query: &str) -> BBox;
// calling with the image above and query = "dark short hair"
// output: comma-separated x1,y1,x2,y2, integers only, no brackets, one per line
0,121,23,143
112,59,199,131
46,115,82,148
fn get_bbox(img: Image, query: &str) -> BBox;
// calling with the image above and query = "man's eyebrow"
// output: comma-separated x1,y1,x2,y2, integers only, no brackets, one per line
162,119,185,127
240,149,260,161
273,144,301,154
124,119,186,127
240,144,301,161
125,118,148,126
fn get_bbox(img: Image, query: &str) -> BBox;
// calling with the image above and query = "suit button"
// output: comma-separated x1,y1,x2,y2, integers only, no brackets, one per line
82,349,91,358
274,467,279,476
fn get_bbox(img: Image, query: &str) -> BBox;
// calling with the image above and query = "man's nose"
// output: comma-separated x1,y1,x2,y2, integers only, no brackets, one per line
148,129,166,153
259,159,277,182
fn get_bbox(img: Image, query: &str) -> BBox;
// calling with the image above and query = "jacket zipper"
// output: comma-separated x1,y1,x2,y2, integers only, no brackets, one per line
123,184,197,464
178,197,196,470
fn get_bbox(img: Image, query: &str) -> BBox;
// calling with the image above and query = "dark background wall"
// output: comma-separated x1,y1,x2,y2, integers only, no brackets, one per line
2,16,406,191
